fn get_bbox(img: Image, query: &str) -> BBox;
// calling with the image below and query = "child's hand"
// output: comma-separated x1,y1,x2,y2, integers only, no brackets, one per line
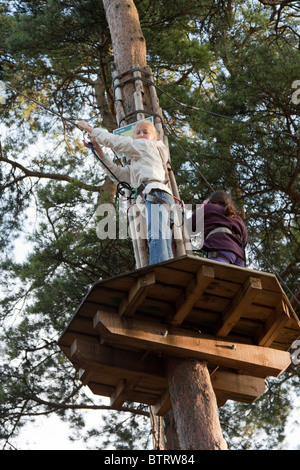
77,121,93,133
83,137,98,149
83,138,105,159
83,139,91,149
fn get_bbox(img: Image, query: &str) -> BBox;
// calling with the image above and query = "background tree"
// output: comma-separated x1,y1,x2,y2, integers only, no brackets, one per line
0,0,299,449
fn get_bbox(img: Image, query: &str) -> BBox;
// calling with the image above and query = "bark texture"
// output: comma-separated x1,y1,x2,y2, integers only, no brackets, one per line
102,0,147,119
165,357,228,450
102,0,147,72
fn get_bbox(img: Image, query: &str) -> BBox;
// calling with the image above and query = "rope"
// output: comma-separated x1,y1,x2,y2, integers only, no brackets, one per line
87,142,133,199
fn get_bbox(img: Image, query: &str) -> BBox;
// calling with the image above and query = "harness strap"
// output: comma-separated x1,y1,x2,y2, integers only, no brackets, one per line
205,227,233,239
135,180,169,198
145,193,171,208
204,226,246,265
207,251,232,263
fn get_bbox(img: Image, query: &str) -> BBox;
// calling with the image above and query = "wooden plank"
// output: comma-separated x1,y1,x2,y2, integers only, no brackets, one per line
165,255,282,291
58,326,100,351
215,277,262,337
256,300,291,347
80,368,123,388
270,325,300,351
94,310,291,378
110,377,140,408
88,382,114,397
205,278,241,299
118,272,156,316
70,339,166,384
152,390,171,416
171,265,215,326
124,390,161,406
78,368,92,386
154,266,194,287
211,370,266,404
214,393,228,408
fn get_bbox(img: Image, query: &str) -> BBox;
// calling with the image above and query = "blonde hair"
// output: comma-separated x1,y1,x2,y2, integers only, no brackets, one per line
133,120,158,139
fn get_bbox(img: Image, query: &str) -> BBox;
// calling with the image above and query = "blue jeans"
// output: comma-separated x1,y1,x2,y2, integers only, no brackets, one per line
212,250,245,267
145,190,174,265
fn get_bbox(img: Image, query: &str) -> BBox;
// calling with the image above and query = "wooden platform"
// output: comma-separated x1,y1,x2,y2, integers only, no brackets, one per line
58,255,300,413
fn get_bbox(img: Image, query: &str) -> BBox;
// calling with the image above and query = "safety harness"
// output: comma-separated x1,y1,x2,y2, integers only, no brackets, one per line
203,226,246,264
86,138,184,228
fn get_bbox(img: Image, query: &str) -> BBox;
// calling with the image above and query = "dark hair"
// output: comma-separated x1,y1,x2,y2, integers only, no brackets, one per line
207,191,237,218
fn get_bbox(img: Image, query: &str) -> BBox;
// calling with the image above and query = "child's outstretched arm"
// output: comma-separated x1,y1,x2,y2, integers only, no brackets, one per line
77,120,140,158
77,122,106,160
77,121,131,183
77,121,93,134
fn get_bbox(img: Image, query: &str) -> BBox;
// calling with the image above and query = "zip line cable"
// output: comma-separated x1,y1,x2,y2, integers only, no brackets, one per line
3,81,300,306
5,83,83,127
164,121,215,192
112,73,300,140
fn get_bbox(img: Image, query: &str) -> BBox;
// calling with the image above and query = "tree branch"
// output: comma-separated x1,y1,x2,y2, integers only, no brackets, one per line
257,0,298,6
1,156,103,193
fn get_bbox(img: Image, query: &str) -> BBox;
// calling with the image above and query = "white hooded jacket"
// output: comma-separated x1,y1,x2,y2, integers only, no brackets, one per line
90,128,172,196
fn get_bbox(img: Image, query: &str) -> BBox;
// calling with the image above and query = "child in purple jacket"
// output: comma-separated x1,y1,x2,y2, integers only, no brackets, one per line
190,191,248,266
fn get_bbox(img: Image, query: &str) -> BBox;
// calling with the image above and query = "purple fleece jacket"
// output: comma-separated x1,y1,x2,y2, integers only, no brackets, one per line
191,203,248,260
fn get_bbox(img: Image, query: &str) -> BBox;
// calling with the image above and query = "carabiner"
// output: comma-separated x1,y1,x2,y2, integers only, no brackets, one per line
117,182,133,200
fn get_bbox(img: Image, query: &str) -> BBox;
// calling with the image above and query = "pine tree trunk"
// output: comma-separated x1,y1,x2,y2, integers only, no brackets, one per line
165,357,228,450
102,0,147,120
102,0,227,450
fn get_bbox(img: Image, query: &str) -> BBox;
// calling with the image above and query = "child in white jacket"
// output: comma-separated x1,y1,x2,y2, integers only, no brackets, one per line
77,120,174,265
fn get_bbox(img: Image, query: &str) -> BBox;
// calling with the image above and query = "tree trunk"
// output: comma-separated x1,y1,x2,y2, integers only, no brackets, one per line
101,0,227,450
165,357,228,450
102,0,147,120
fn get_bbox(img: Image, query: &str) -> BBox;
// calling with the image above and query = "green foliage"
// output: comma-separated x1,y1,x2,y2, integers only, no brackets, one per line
85,407,151,450
220,373,300,450
0,0,299,450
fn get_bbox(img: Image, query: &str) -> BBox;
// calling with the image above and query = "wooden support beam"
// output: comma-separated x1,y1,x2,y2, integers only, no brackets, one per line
110,377,140,408
127,371,265,414
70,338,166,384
256,300,291,346
215,394,228,408
152,390,171,417
78,368,92,386
211,370,266,404
215,276,262,337
94,310,291,378
171,265,215,326
88,382,114,397
118,272,155,316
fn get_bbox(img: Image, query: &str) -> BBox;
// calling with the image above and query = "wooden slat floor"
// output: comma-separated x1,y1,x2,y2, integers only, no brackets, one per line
58,255,300,412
